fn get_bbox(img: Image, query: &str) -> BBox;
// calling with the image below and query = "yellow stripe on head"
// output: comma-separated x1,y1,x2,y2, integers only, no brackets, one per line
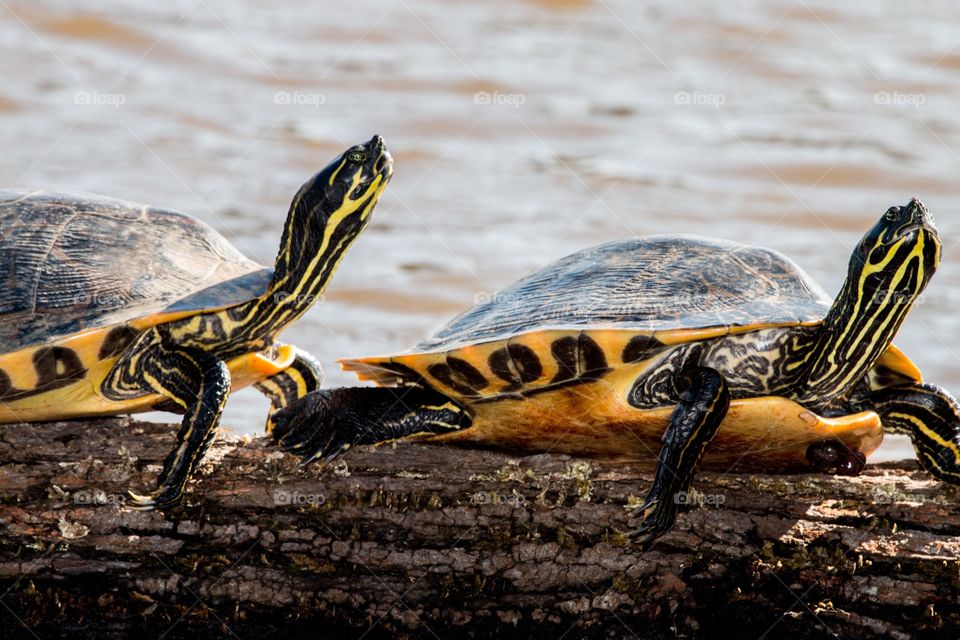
252,137,394,339
799,200,940,405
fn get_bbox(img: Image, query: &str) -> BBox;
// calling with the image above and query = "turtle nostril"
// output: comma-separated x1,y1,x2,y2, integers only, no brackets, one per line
907,197,929,222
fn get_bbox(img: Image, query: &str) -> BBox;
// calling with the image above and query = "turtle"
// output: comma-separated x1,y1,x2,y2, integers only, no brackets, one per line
0,135,393,510
272,198,960,543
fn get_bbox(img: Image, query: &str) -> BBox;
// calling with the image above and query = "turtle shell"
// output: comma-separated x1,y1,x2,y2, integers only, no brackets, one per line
421,235,832,352
343,236,838,394
0,190,273,353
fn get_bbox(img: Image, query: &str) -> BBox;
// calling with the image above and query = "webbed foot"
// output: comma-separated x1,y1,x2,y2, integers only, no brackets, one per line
272,386,471,466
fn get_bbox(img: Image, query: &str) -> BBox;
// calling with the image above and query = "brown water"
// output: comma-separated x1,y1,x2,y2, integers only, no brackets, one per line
4,0,960,462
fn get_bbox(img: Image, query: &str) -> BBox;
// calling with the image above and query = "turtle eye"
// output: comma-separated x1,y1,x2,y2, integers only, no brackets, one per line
884,207,899,222
348,150,368,164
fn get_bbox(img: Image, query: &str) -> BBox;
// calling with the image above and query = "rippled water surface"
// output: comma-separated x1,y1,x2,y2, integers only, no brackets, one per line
4,0,960,461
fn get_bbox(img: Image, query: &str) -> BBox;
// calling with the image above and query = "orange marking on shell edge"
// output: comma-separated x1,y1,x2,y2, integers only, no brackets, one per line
0,309,217,396
449,341,497,387
651,321,821,346
343,323,817,371
876,343,923,383
127,309,209,331
512,331,563,384
0,343,297,424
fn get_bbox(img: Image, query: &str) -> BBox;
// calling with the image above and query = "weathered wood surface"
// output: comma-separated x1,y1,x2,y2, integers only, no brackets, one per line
1,418,959,639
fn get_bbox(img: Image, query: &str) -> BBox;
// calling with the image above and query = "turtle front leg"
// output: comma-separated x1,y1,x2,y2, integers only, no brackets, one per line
255,348,323,433
271,386,472,464
107,343,231,509
632,367,730,545
870,383,960,483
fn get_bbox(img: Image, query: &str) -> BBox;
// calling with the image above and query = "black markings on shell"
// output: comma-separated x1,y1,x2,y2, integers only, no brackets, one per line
383,362,430,388
0,346,87,401
868,364,917,391
428,357,489,396
622,334,666,363
98,325,140,360
0,368,11,397
34,347,86,386
488,344,543,391
550,334,608,383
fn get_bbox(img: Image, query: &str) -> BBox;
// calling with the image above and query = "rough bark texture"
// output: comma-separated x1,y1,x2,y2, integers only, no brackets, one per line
1,418,959,639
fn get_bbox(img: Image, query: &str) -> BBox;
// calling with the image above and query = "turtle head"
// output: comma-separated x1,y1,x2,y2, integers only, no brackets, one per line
799,199,940,407
294,134,393,232
266,135,393,327
851,197,940,302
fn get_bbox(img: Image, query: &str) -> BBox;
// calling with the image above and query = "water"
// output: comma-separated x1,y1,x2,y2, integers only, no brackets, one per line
3,0,960,462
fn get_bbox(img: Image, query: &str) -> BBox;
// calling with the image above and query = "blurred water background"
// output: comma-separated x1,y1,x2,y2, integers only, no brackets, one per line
3,0,960,461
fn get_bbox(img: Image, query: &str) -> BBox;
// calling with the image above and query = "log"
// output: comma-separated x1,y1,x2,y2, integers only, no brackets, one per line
1,417,959,639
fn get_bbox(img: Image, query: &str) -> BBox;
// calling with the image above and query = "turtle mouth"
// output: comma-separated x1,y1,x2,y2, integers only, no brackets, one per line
363,134,392,179
892,220,939,245
893,223,924,241
374,149,393,178
373,147,393,175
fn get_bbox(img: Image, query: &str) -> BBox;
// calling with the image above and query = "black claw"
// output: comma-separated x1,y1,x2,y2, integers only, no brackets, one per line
630,527,662,549
128,486,184,511
629,496,679,547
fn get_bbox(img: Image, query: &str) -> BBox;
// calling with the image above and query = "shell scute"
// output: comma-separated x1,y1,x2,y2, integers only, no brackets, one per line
417,235,832,352
0,190,272,353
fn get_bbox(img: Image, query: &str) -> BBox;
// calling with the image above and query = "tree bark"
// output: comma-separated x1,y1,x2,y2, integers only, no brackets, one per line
1,418,958,639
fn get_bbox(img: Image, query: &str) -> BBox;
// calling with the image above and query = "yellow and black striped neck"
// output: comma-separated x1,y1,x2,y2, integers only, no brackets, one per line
170,136,393,355
796,198,940,409
257,137,392,335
